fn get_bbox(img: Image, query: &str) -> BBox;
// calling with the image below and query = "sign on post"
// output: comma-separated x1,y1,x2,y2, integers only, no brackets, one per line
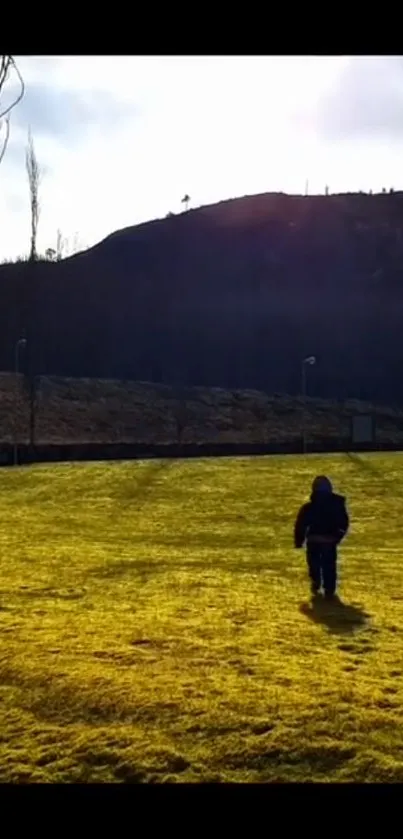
351,415,375,446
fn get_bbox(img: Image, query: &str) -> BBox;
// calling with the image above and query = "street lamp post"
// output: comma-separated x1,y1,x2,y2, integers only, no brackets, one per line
301,355,316,454
14,337,27,466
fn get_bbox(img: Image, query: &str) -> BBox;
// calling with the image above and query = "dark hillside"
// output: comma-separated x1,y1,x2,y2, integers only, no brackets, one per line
1,191,402,403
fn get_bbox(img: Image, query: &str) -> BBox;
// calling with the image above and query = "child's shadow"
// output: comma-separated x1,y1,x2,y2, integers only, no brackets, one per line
299,596,370,635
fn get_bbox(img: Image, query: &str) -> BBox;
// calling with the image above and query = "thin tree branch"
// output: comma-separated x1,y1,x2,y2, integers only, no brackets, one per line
0,55,25,166
0,55,25,120
0,114,10,166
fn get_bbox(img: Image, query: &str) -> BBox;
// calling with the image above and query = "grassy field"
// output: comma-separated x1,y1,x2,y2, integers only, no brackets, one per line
1,452,403,783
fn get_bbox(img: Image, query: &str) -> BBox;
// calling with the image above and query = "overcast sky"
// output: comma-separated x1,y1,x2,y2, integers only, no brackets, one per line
1,55,402,261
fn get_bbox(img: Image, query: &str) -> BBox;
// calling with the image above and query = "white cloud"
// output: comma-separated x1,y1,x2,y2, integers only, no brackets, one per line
0,55,401,261
316,56,403,141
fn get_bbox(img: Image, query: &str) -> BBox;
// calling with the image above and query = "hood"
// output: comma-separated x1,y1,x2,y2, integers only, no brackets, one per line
311,475,333,494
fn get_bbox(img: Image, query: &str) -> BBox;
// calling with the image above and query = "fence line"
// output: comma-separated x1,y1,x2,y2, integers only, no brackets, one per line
0,437,399,467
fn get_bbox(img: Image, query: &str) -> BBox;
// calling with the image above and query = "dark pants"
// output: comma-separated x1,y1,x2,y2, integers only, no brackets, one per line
306,543,337,595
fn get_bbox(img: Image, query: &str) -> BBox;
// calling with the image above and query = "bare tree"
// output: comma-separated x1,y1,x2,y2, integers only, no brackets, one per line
181,194,191,211
45,230,65,261
71,231,85,254
45,229,86,262
24,130,42,451
56,228,64,260
0,56,25,166
25,130,41,262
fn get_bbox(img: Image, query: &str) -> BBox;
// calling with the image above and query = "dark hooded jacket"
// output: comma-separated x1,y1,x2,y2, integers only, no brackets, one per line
294,490,349,548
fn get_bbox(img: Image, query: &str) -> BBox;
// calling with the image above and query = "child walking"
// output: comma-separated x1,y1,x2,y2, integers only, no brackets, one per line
294,475,349,599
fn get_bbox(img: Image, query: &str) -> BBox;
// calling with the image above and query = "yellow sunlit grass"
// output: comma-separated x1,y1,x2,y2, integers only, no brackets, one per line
1,453,403,782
